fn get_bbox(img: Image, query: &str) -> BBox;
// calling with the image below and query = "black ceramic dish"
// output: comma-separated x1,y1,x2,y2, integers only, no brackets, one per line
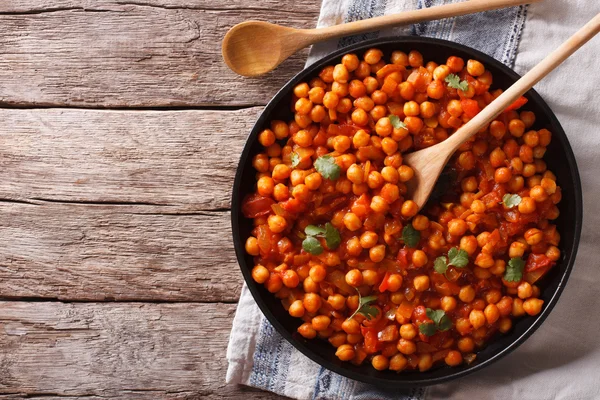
231,36,583,387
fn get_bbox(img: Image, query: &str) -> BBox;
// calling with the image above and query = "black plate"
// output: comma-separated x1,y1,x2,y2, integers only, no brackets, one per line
231,36,583,387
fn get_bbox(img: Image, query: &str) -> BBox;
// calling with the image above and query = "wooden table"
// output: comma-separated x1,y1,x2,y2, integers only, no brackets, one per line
0,1,321,398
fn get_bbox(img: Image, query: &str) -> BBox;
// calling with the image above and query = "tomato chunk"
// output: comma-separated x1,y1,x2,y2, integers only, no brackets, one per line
242,194,275,218
505,96,528,112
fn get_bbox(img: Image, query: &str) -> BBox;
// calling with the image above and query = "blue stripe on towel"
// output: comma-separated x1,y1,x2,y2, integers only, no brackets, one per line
413,0,528,67
250,318,294,392
338,0,389,48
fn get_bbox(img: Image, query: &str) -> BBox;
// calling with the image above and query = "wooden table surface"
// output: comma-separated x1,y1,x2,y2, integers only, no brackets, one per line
0,1,321,398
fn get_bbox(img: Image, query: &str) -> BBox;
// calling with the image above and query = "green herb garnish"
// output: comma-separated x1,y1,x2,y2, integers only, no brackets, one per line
402,224,421,248
347,289,379,321
434,248,470,275
502,193,522,209
314,155,341,180
290,152,300,168
419,308,453,336
389,114,407,130
504,257,525,282
302,222,341,255
445,73,469,91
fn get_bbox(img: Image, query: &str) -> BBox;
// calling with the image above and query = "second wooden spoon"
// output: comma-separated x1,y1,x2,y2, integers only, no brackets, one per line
222,0,538,77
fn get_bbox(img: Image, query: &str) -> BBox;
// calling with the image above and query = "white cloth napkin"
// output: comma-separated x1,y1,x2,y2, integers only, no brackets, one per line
226,1,600,399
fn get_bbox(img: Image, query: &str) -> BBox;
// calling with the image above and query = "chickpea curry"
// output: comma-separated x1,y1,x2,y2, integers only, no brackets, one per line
242,48,562,373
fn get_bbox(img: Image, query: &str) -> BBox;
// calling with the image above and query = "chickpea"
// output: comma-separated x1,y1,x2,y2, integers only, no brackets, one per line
546,245,561,261
298,322,317,339
369,244,386,262
459,235,478,256
466,59,485,76
282,269,300,288
441,296,457,312
345,269,364,287
266,274,283,293
335,344,355,361
343,212,362,231
399,81,416,100
459,285,476,303
396,166,414,183
413,275,430,292
411,215,429,231
364,48,383,64
401,200,418,218
245,236,260,256
346,164,363,184
341,53,360,71
512,298,526,317
289,300,305,317
381,183,400,203
327,294,346,311
397,339,416,355
494,167,512,183
469,309,486,330
323,91,339,110
508,241,527,258
251,265,270,284
303,293,322,313
353,129,371,148
445,350,463,367
381,137,398,155
489,147,506,168
351,108,369,126
362,269,379,286
381,166,400,183
375,117,393,137
518,197,536,214
411,250,428,268
497,317,512,333
447,218,468,236
342,318,360,335
447,56,465,72
306,264,325,283
523,298,544,316
389,353,408,371
303,276,318,293
311,315,331,331
524,228,543,246
517,282,533,299
371,354,390,371
457,336,475,352
483,304,500,325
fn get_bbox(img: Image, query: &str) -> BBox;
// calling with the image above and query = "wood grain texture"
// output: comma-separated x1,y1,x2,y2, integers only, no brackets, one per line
0,301,286,399
0,1,320,108
0,107,262,209
0,202,244,302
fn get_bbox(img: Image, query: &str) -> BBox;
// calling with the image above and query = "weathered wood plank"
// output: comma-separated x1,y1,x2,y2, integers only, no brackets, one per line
0,1,320,107
0,202,244,301
0,108,262,209
0,301,286,399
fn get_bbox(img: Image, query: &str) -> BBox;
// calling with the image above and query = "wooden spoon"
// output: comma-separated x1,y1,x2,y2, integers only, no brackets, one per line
222,0,538,77
404,12,600,211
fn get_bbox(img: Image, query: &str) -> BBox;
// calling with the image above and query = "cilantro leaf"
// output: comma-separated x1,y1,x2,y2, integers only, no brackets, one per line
347,292,380,321
426,309,446,325
438,314,452,331
419,322,437,336
324,222,341,250
389,115,407,130
505,257,525,282
445,73,469,91
402,224,421,248
305,225,326,236
314,155,341,180
503,193,522,209
290,152,300,168
420,308,453,336
448,247,469,268
434,256,448,275
302,236,323,255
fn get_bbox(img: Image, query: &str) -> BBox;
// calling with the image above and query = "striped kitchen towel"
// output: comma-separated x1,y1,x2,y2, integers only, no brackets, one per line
226,1,529,399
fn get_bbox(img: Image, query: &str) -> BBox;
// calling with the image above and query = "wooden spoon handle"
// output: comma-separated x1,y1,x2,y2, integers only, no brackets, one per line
310,0,540,41
445,12,600,152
